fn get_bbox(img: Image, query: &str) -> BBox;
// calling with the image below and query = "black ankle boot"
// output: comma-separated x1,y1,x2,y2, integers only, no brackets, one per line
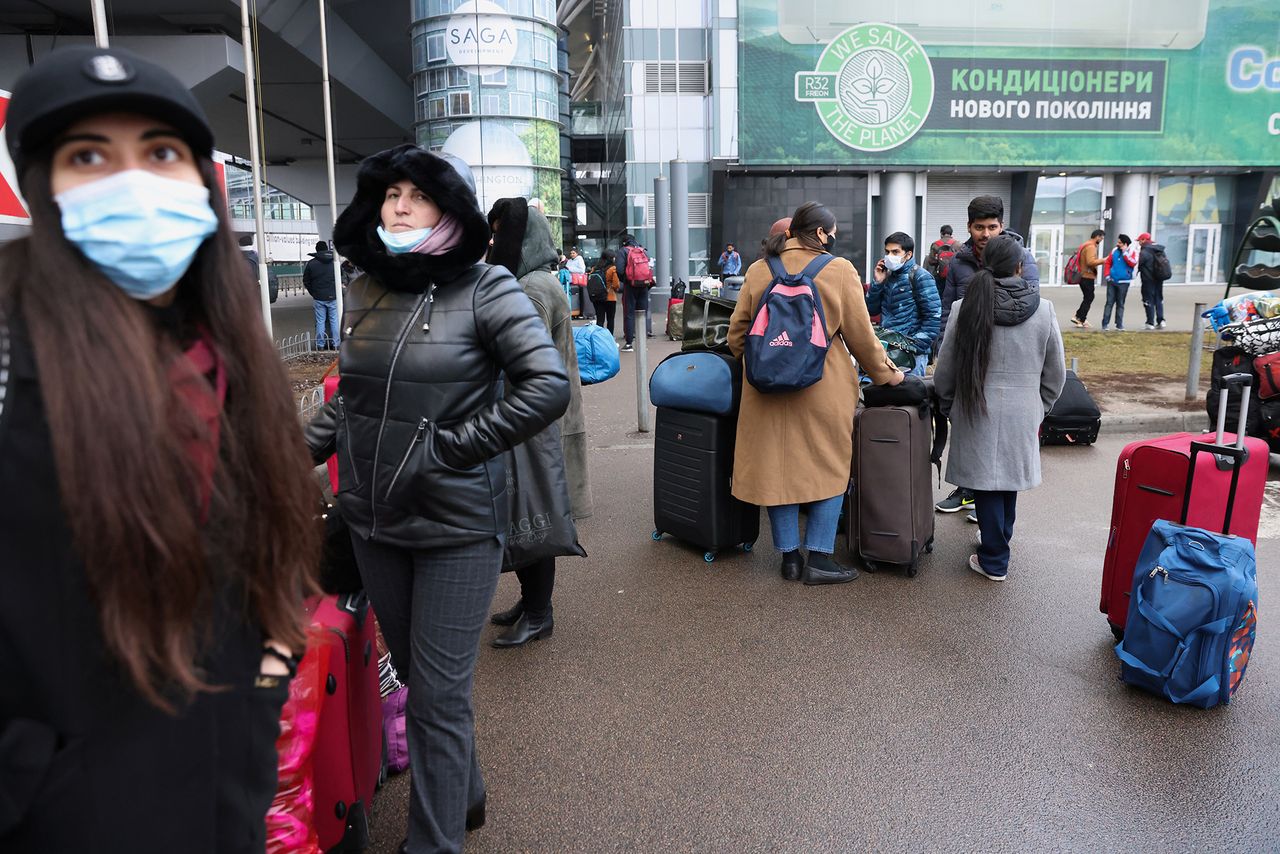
779,550,804,581
491,609,553,648
802,552,857,585
466,797,486,831
489,598,524,627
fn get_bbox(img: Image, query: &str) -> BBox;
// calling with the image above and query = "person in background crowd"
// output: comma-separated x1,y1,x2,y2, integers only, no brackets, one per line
936,194,1041,517
759,218,792,260
1102,233,1139,332
718,242,742,276
728,201,904,586
588,249,618,335
933,234,1066,582
867,231,941,376
486,197,592,648
566,247,586,277
1137,232,1169,330
616,233,652,350
1070,229,1107,329
239,233,279,303
924,224,959,282
0,45,319,851
305,144,569,852
304,239,339,350
556,255,572,298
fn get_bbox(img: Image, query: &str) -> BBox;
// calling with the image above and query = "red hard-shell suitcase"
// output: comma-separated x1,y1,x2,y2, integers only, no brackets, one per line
1100,375,1268,638
306,592,384,852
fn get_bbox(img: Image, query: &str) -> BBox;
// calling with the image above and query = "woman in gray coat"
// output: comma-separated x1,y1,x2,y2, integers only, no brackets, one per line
486,197,593,646
933,234,1066,581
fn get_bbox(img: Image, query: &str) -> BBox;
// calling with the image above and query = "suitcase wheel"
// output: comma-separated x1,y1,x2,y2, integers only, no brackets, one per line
651,530,663,541
704,551,716,563
906,561,919,578
742,541,754,552
1110,623,1124,642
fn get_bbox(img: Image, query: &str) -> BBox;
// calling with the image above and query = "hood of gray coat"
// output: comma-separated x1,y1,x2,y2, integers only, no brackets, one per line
486,196,558,279
993,275,1039,326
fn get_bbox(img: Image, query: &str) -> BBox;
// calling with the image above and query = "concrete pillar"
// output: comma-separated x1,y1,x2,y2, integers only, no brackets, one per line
670,159,689,283
1112,173,1150,240
881,172,917,240
654,174,671,292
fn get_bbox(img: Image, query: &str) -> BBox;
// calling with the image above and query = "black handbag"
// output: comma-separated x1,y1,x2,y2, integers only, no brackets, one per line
680,293,737,354
502,421,587,571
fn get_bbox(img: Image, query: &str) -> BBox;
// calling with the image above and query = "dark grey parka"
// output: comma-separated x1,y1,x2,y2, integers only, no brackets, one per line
305,145,569,549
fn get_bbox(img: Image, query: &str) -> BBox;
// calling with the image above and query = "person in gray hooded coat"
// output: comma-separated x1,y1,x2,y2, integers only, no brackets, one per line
933,234,1065,582
485,197,592,647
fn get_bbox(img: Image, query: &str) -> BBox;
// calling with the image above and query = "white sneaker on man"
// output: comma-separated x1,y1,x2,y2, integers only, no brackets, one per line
968,554,1007,582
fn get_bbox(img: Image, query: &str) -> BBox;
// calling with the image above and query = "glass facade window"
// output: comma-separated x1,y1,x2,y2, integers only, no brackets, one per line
482,69,507,86
1156,176,1236,283
448,92,472,116
509,92,533,116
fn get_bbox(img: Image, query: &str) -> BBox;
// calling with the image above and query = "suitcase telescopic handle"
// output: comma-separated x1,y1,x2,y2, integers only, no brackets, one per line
1177,371,1249,530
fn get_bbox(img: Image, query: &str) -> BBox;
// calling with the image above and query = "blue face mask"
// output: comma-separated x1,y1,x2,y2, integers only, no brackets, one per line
56,170,219,300
377,225,433,254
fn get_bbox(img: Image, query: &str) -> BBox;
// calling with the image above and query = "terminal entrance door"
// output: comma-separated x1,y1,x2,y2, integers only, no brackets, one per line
1186,224,1221,284
1031,224,1064,286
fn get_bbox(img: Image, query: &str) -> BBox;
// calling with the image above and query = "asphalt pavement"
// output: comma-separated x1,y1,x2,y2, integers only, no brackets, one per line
363,333,1280,853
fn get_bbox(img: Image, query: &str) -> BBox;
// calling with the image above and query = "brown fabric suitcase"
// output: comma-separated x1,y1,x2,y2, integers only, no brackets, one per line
847,402,935,576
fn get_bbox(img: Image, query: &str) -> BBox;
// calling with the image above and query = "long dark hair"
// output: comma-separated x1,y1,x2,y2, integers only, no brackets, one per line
8,155,319,710
764,201,834,257
952,233,1023,418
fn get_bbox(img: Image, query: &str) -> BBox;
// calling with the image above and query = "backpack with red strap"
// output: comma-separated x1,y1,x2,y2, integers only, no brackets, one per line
744,255,833,393
932,238,959,280
625,244,653,283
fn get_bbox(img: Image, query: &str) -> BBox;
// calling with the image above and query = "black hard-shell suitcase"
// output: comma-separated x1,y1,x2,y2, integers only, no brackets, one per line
847,403,935,576
1040,369,1102,445
652,407,758,563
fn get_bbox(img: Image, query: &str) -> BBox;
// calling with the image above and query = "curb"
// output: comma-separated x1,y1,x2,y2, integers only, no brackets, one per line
1101,410,1206,435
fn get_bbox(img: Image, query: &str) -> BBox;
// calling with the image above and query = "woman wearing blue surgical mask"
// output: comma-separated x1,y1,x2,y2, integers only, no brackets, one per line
304,145,569,853
0,47,319,852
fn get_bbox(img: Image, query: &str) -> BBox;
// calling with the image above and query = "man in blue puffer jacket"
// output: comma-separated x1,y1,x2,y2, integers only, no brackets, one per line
867,231,940,376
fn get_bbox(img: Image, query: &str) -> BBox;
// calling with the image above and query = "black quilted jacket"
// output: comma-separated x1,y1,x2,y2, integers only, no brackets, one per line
305,145,569,548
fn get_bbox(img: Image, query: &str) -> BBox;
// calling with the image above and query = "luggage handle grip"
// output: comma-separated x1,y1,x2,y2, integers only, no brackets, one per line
1216,372,1253,449
1181,440,1246,533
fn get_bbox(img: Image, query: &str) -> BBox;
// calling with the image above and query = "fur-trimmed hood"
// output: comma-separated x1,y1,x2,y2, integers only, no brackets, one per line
333,144,491,292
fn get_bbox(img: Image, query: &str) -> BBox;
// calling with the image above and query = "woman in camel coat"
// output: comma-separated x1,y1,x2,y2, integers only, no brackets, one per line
728,201,902,585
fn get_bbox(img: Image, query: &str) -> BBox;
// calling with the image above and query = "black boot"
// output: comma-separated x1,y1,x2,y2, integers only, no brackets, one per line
802,552,857,585
491,609,553,648
466,797,486,831
779,550,804,581
489,598,524,627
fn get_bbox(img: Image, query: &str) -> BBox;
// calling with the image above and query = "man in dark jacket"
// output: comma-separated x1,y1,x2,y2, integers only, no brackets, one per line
303,240,339,349
938,195,1041,336
924,225,958,281
238,234,278,303
1137,232,1169,329
868,231,940,376
936,194,1040,516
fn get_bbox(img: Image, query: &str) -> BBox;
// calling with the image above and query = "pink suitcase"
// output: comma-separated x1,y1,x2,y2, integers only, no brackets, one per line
1101,375,1268,637
306,592,383,852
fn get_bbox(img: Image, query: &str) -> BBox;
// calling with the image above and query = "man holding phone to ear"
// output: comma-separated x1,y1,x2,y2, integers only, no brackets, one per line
867,230,940,377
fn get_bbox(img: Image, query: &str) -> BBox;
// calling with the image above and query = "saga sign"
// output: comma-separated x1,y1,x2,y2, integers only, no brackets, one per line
446,0,518,73
796,23,934,153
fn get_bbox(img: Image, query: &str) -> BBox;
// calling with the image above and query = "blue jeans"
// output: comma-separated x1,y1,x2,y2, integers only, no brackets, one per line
767,493,844,554
1102,281,1130,330
350,534,503,853
910,353,929,376
974,490,1017,576
314,298,339,349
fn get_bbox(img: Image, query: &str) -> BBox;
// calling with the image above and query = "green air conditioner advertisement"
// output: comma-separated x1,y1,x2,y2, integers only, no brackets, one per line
740,0,1280,167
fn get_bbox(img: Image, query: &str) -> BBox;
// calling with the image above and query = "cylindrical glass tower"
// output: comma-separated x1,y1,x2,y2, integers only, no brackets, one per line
411,0,565,222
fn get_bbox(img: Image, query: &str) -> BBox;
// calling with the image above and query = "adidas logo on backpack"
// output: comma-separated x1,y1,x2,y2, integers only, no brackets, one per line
744,255,834,393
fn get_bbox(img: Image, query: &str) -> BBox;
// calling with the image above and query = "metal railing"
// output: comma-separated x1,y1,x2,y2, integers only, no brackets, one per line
298,384,326,420
276,275,306,299
277,331,314,361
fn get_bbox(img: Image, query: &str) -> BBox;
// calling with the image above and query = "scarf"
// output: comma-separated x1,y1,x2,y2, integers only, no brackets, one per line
404,213,463,256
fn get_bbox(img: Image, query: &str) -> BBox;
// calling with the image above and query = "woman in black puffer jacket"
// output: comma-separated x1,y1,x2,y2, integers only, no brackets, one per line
305,144,569,853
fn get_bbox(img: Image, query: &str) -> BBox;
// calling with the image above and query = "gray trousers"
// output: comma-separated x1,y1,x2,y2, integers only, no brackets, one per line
351,534,502,854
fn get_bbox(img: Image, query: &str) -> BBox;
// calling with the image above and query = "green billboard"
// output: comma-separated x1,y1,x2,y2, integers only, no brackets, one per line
740,0,1280,167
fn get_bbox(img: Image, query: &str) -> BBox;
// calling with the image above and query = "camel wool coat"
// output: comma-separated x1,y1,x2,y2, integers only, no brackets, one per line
727,240,898,506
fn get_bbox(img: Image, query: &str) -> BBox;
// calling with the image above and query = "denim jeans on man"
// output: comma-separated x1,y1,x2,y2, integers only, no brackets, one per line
766,494,844,553
1141,277,1165,326
910,353,929,377
349,535,502,854
314,298,339,349
622,283,652,344
973,490,1017,577
1101,280,1130,330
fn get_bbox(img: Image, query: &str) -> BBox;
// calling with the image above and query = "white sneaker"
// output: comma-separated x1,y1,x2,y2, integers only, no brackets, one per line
1158,320,1167,329
968,554,1007,582
1143,323,1156,330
